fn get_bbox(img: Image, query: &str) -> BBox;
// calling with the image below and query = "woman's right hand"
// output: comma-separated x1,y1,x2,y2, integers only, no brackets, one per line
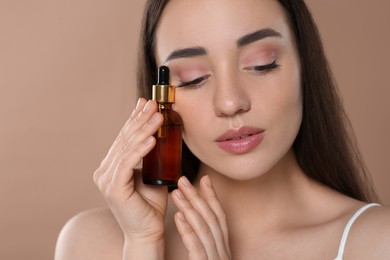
93,98,168,250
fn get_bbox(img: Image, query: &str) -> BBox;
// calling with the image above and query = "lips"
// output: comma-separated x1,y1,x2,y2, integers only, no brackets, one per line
215,126,265,154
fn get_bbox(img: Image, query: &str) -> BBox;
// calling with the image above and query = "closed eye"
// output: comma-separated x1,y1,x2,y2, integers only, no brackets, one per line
243,60,280,73
177,74,211,88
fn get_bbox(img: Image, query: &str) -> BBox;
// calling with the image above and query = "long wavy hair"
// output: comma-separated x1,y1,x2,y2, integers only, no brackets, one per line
136,0,378,202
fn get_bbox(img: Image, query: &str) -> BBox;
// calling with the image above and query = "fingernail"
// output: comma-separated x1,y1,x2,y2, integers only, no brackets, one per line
177,211,185,222
135,98,141,111
204,175,212,187
144,136,154,145
142,100,153,113
174,190,184,200
149,113,160,124
180,176,191,187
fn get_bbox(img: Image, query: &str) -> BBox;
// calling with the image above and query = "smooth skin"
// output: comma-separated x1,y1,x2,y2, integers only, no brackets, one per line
55,0,390,259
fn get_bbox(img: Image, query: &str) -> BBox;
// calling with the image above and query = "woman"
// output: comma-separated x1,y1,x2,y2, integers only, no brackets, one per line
55,0,390,259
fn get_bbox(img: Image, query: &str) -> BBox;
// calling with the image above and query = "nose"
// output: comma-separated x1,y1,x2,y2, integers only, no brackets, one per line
213,71,251,117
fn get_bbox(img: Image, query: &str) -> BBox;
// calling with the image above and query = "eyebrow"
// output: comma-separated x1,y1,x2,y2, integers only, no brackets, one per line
164,28,282,63
165,46,207,63
237,28,282,47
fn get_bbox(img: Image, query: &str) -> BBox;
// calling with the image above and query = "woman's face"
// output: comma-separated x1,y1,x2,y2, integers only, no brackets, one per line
155,0,302,180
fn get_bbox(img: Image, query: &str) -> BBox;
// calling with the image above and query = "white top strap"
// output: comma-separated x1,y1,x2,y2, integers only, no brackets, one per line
334,203,381,260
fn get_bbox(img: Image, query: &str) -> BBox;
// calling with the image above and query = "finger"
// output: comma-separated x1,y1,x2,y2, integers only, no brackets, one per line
98,150,138,204
126,99,159,137
128,98,144,121
177,176,230,259
110,111,164,186
174,211,208,260
108,136,154,187
179,177,229,256
97,99,156,175
111,144,152,190
172,184,219,259
108,99,152,160
200,175,231,257
94,125,155,192
93,98,146,183
96,102,163,188
122,98,148,136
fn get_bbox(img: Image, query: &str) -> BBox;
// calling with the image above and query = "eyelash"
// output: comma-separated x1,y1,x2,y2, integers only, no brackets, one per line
176,60,279,89
177,74,211,89
243,60,280,73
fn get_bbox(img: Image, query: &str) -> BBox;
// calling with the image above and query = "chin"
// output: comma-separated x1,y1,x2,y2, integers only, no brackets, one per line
201,147,295,181
204,159,276,182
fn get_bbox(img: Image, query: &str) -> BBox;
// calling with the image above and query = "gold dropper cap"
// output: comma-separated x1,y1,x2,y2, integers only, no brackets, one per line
152,66,175,103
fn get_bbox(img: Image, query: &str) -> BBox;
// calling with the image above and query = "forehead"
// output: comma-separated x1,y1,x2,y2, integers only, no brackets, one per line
155,0,292,63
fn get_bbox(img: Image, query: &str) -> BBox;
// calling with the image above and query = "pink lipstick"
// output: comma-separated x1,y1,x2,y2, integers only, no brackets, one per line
215,126,264,154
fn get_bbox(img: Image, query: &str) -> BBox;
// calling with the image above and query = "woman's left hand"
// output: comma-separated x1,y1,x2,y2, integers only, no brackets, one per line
172,175,231,260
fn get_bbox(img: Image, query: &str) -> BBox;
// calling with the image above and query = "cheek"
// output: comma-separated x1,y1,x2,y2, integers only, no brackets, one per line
173,93,211,141
274,57,302,123
252,65,302,135
285,69,302,120
270,74,303,136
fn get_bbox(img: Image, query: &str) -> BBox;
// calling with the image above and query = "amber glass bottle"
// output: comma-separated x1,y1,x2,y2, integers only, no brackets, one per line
142,66,183,186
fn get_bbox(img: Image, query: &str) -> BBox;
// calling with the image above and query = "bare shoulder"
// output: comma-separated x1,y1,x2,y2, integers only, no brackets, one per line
55,208,123,260
346,204,390,259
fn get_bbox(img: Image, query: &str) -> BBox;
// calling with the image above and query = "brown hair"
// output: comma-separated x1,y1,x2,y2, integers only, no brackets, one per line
136,0,377,202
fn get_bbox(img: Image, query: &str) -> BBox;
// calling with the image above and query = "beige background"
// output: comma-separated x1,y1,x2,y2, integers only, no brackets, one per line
0,1,389,259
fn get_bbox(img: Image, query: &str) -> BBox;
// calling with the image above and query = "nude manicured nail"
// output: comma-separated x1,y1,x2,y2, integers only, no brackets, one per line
175,190,185,200
135,98,141,111
149,113,160,124
180,176,191,187
204,175,212,187
145,136,154,145
143,100,153,113
177,211,185,222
